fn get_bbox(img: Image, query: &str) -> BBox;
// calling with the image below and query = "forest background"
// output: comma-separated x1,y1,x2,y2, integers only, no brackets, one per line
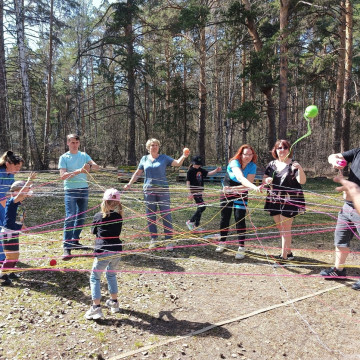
0,0,358,173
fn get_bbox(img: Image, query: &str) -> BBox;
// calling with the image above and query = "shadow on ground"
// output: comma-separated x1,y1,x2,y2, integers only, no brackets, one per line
96,308,232,339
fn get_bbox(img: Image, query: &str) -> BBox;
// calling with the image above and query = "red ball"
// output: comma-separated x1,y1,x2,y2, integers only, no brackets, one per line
49,259,57,266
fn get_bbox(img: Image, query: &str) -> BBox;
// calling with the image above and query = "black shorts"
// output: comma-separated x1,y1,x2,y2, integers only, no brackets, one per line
2,232,20,252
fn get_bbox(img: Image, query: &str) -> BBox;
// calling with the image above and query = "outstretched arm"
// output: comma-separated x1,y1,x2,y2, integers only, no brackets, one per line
208,166,222,176
231,167,259,191
14,172,37,203
171,148,190,167
124,169,144,190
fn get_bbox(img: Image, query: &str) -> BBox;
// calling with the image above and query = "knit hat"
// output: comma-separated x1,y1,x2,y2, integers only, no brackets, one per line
103,188,121,201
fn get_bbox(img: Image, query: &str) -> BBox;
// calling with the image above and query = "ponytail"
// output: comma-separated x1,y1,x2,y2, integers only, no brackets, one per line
0,151,24,168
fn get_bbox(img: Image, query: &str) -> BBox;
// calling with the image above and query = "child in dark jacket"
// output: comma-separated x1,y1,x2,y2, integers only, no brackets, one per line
85,188,123,320
0,172,36,286
186,156,221,231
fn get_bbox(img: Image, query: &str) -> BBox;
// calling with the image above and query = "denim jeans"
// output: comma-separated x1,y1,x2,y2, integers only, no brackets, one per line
90,252,121,300
63,188,89,248
144,190,173,239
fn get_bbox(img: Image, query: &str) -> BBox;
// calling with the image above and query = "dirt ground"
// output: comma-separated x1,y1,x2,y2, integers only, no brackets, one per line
1,176,359,359
1,241,360,360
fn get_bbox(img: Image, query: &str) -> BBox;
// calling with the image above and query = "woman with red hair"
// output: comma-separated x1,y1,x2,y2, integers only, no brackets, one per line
216,144,260,259
262,139,306,261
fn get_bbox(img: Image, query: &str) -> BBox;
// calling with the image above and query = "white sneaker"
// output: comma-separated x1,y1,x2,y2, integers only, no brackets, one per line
105,299,120,313
186,220,195,231
148,238,157,249
215,243,226,253
85,306,104,320
204,233,220,240
166,243,174,251
235,246,246,260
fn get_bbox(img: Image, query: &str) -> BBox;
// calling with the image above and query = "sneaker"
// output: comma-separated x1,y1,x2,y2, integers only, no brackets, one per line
105,299,120,313
319,267,347,278
72,241,88,250
0,274,12,286
9,272,21,279
62,248,72,261
235,246,245,260
186,220,195,231
165,243,174,251
194,227,205,232
148,238,157,249
85,305,104,320
215,243,227,253
352,280,360,290
274,254,293,261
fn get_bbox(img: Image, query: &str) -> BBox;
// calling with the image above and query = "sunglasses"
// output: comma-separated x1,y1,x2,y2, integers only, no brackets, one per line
277,147,288,150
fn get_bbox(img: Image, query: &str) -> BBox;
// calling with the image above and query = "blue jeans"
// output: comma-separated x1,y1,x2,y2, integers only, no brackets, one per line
144,190,173,239
90,253,121,300
63,188,89,248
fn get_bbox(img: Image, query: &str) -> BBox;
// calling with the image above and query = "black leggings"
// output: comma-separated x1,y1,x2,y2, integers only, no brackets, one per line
220,197,246,247
190,194,206,226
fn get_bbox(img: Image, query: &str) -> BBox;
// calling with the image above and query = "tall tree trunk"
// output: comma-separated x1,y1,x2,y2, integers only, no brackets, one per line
278,0,290,139
14,0,43,169
183,56,188,147
125,0,136,165
143,77,149,141
197,26,206,162
214,22,223,162
225,55,235,163
91,60,98,145
0,0,9,152
241,0,276,149
75,22,83,135
341,0,353,152
333,1,345,153
241,47,247,144
43,0,54,169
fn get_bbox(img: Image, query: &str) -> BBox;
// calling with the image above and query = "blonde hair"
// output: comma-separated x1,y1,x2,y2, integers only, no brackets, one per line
100,200,123,218
146,138,160,151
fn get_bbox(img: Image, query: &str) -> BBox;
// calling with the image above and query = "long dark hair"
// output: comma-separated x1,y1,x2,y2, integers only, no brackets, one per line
0,151,24,168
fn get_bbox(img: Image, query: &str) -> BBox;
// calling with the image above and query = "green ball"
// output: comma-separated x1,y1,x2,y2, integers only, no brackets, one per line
304,105,318,118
